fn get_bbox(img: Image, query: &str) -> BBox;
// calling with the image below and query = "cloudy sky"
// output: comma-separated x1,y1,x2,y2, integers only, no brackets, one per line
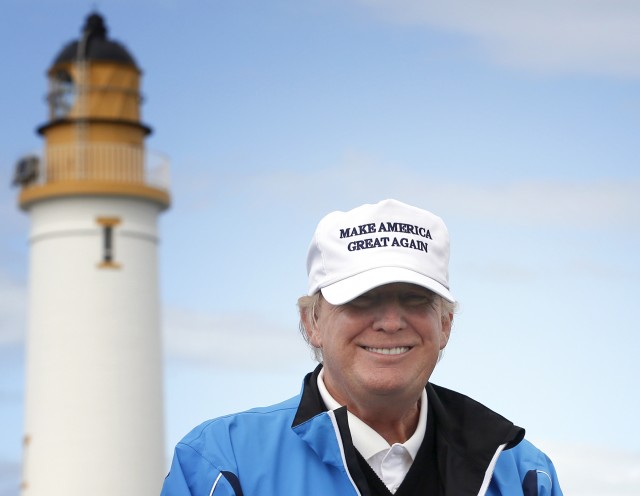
1,1,639,494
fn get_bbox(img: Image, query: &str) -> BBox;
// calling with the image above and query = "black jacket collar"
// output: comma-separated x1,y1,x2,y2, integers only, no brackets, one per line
427,382,524,493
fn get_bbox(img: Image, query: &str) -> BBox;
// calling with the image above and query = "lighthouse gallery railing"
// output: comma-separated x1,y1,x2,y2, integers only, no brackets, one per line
29,143,170,192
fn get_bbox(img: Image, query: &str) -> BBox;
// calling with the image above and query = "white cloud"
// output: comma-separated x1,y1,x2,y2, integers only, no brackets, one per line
433,179,640,229
353,0,640,78
232,152,640,229
544,442,640,495
163,306,312,370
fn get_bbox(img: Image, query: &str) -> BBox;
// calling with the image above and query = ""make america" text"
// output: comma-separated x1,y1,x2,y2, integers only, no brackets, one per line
339,221,433,253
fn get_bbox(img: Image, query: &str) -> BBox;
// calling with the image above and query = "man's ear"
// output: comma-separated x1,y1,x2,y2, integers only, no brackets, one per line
301,305,322,348
439,312,453,350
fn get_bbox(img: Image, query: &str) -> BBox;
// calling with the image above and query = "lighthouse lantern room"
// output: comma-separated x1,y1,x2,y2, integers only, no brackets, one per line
15,13,169,495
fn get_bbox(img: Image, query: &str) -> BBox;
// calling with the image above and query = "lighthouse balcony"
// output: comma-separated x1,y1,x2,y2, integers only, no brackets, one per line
17,143,171,210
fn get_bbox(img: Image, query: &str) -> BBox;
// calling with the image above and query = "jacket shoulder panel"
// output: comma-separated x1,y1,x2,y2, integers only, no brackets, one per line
162,395,302,495
489,439,563,495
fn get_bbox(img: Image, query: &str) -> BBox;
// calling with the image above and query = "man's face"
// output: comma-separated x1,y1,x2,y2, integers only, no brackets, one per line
308,283,452,408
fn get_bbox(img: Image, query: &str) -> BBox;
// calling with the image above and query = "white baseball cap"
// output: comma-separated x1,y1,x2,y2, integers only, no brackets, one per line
306,199,455,305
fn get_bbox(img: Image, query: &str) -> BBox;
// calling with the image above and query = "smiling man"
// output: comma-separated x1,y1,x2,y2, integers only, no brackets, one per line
161,199,563,496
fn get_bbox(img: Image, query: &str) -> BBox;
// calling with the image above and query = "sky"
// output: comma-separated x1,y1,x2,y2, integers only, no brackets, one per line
1,0,639,494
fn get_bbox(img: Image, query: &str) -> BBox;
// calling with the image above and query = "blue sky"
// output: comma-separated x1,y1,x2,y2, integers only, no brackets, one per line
1,1,639,494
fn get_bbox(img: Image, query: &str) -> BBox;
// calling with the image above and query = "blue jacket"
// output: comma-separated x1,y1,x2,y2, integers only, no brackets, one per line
162,367,562,495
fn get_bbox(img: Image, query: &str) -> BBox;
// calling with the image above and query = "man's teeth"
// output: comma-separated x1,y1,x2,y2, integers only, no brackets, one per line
364,346,410,355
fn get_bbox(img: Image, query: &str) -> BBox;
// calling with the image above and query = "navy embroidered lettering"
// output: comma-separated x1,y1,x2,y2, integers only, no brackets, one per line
339,223,377,238
378,222,431,239
391,237,428,253
347,237,391,251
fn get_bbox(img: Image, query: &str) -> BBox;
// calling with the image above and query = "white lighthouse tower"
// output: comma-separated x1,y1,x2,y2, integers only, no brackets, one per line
14,13,169,495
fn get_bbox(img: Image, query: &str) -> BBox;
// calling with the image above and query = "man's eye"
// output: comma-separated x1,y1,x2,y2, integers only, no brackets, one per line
402,293,431,305
349,295,376,308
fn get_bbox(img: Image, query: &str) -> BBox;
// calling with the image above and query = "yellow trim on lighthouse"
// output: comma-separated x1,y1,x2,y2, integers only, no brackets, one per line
19,181,170,210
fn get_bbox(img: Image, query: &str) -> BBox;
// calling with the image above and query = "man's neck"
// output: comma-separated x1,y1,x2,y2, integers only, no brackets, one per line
354,402,420,445
317,368,425,445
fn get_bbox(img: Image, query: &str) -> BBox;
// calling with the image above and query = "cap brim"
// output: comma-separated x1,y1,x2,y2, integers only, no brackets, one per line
320,266,455,305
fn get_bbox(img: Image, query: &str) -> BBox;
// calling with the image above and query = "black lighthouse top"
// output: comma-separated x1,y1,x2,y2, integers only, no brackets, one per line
52,13,138,68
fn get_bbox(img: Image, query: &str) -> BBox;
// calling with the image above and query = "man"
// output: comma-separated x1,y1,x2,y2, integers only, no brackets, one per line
161,199,562,495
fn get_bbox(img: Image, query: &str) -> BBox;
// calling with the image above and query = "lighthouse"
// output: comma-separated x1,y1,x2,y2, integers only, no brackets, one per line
14,13,168,495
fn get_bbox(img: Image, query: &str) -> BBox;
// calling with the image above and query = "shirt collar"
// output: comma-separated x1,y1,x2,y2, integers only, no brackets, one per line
317,368,427,461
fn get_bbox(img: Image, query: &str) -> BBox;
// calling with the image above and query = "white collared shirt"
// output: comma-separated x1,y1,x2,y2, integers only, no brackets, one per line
317,369,428,493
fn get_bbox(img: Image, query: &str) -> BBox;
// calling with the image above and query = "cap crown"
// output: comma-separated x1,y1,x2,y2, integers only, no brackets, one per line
307,199,453,304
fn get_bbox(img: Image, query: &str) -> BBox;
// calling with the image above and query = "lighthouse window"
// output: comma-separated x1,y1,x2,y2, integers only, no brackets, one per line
104,226,114,262
49,70,76,119
96,217,121,269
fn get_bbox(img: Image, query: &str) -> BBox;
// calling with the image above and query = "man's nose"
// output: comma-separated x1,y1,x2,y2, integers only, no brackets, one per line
373,300,406,333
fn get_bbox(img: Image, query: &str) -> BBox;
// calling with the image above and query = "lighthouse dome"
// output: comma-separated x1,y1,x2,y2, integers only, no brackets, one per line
52,13,138,68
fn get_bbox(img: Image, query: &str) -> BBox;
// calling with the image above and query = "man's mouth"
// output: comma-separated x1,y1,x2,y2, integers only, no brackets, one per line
363,346,411,355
